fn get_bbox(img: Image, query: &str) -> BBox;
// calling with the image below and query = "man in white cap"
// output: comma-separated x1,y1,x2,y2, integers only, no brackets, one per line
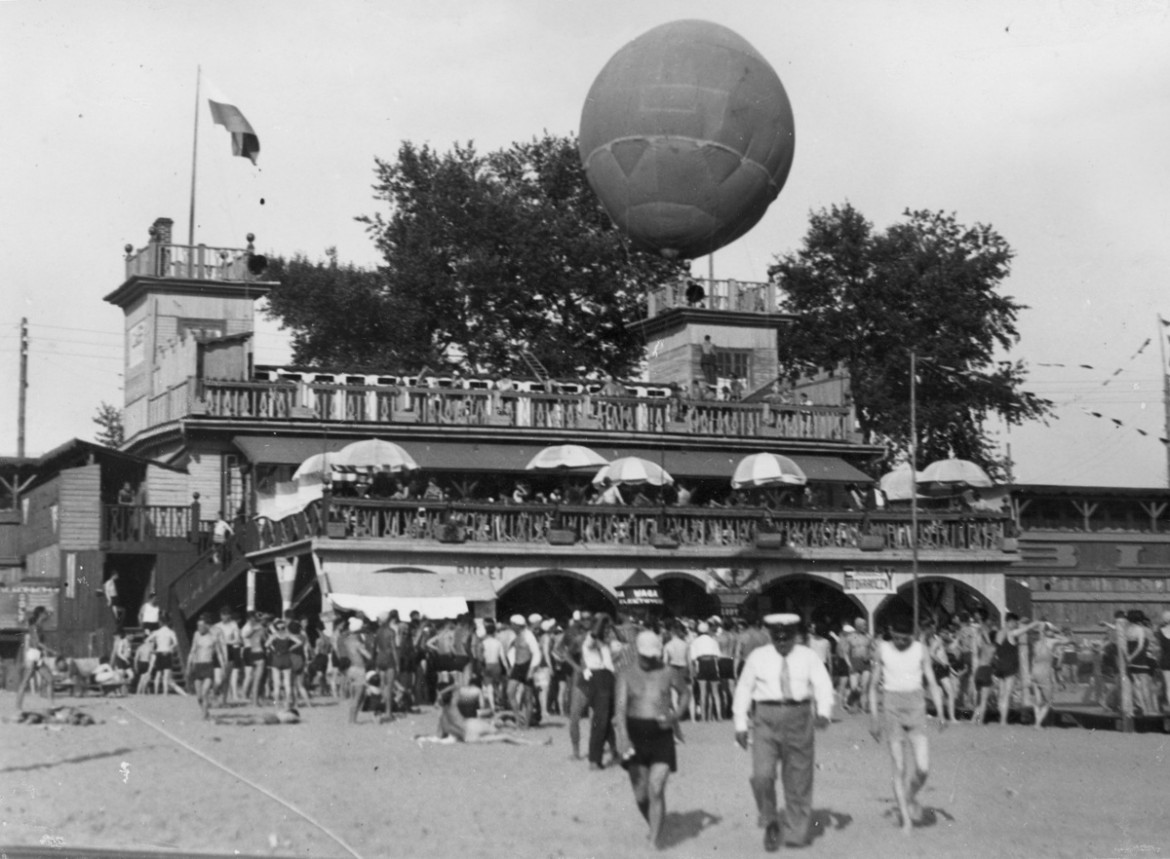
733,613,834,852
614,630,691,849
505,614,542,726
688,621,722,721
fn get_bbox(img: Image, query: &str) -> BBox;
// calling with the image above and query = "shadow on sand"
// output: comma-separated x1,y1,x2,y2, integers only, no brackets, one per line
807,808,854,844
880,803,955,829
0,747,138,774
657,809,722,849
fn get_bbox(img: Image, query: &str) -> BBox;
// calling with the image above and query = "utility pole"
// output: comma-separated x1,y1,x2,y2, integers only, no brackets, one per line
18,317,28,458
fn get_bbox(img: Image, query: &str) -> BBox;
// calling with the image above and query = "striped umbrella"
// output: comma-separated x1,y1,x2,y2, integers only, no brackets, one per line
917,458,993,497
592,456,674,487
525,444,610,471
332,439,419,482
730,453,807,489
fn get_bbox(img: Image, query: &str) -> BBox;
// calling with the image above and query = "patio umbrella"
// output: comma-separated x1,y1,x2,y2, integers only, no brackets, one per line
333,439,419,473
878,462,926,502
525,444,610,471
730,453,808,489
592,456,674,487
917,457,993,497
292,451,341,483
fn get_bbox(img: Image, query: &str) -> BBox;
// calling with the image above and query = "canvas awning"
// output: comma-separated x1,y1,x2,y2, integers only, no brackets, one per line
320,563,497,620
233,436,871,483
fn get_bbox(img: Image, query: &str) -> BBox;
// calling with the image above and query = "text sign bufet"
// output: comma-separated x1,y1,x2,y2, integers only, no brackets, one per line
842,568,895,594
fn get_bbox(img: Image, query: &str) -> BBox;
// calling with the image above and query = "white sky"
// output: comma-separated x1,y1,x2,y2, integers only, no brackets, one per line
1,0,1168,487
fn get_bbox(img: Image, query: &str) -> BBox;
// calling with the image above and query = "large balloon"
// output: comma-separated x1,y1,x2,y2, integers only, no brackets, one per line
579,20,795,260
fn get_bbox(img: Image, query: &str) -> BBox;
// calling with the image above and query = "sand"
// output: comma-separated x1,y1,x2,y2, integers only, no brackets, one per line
1,690,1167,859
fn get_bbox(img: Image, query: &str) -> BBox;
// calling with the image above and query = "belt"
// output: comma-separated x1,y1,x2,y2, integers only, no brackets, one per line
756,699,810,707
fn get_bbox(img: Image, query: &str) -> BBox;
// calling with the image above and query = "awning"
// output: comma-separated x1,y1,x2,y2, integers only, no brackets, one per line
233,436,871,484
320,563,497,620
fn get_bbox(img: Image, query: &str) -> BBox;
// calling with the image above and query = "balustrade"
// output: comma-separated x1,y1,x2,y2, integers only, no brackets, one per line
254,498,1009,555
195,378,850,442
102,504,193,542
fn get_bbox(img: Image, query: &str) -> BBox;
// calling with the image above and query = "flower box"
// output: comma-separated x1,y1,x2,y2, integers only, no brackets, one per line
755,533,786,549
858,534,885,551
547,528,578,546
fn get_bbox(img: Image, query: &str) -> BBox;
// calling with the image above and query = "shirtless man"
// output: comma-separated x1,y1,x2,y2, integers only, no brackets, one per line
1028,621,1069,729
214,606,244,704
344,617,374,724
187,613,227,720
416,683,551,746
869,616,946,834
844,618,874,713
147,615,186,696
614,630,691,849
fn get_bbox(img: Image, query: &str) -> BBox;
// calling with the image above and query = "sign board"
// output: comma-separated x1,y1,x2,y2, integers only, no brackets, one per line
619,586,662,607
842,568,896,594
705,567,760,595
128,320,146,367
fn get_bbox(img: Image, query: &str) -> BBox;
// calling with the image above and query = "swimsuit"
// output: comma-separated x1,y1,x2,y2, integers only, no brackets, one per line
993,638,1019,679
622,717,677,773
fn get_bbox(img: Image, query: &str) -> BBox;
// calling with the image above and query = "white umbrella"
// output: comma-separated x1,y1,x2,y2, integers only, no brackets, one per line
878,462,926,502
592,456,674,487
334,439,419,473
917,458,993,497
730,453,808,489
292,451,341,483
525,444,610,471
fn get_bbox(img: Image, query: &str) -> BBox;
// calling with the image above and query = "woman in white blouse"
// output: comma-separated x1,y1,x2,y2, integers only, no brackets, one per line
582,614,620,769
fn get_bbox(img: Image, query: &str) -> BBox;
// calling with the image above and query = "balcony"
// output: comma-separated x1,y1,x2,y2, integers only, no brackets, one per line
124,242,258,282
647,278,784,319
254,497,1013,556
181,378,854,442
101,504,210,551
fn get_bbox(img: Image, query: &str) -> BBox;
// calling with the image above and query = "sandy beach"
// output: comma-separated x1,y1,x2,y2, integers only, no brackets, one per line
1,690,1166,859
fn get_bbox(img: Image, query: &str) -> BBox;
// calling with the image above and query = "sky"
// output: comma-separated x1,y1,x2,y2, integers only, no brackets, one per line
1,0,1168,487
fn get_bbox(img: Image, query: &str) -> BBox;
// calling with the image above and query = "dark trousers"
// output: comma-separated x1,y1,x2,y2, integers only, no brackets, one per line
749,702,815,846
586,668,616,766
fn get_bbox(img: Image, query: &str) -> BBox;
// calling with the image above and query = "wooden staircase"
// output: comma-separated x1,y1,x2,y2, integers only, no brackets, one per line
166,524,254,645
519,350,550,385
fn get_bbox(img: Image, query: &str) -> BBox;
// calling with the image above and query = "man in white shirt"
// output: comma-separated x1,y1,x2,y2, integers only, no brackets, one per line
688,621,722,721
733,613,834,852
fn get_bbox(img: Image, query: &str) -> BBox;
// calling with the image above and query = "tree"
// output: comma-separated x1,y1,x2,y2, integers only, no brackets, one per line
93,401,125,448
767,203,1051,478
265,133,686,377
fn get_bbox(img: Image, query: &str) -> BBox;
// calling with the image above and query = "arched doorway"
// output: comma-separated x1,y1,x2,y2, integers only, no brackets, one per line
758,575,865,633
496,570,616,622
657,573,720,619
874,576,1000,633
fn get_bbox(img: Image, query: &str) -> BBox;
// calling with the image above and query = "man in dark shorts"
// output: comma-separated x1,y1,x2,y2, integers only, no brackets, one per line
614,630,690,849
373,612,401,723
187,613,226,721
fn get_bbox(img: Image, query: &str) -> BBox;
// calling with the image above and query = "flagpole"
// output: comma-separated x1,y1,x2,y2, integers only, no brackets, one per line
1159,314,1169,488
188,65,201,248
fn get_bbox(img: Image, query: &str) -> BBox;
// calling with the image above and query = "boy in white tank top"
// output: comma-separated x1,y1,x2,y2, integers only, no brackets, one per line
868,618,945,834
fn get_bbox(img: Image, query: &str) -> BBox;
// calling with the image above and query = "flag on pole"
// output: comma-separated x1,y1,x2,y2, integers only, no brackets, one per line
206,83,259,165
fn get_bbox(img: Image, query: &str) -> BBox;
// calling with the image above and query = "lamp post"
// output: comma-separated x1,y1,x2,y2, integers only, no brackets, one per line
910,350,920,635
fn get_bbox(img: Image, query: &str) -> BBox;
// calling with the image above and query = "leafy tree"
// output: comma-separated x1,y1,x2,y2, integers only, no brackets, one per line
768,203,1051,478
93,401,125,447
265,133,686,377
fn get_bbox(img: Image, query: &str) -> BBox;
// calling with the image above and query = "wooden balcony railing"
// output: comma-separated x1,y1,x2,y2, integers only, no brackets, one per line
191,379,853,442
124,242,257,282
647,278,784,318
254,497,1011,554
102,504,198,543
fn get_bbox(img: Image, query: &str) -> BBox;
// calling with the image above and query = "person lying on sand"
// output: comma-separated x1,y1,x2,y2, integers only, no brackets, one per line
8,706,97,726
213,707,301,726
415,683,551,747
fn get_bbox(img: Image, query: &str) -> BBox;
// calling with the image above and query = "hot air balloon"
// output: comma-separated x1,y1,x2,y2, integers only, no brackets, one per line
579,19,795,260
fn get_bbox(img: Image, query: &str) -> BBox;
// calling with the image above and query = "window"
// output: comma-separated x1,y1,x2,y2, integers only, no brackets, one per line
716,349,751,381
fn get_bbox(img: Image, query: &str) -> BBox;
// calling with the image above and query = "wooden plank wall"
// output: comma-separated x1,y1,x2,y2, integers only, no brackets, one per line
145,464,190,506
60,464,101,551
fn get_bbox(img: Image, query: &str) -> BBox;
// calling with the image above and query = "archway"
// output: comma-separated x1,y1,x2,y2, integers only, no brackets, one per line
758,574,865,633
495,569,616,622
657,573,720,619
874,576,1001,633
